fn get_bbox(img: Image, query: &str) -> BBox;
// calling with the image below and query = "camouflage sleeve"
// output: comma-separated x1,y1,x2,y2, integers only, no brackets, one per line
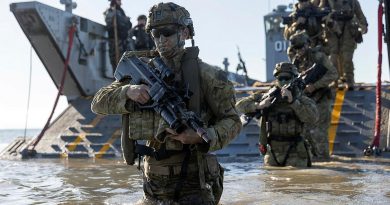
91,80,135,115
235,91,263,114
354,0,368,28
312,52,338,89
201,64,242,151
290,94,319,123
287,47,296,62
283,12,297,40
284,25,294,40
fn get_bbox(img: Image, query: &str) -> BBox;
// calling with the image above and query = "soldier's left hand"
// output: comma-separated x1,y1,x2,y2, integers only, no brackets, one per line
304,84,316,94
166,128,203,144
360,26,368,34
281,87,293,103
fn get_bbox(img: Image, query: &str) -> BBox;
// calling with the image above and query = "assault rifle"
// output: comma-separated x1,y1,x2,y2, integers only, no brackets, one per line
241,63,328,126
114,55,210,143
282,7,331,25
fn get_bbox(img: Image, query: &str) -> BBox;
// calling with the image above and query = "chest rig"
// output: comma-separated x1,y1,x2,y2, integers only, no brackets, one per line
266,101,303,138
328,0,355,21
129,47,204,162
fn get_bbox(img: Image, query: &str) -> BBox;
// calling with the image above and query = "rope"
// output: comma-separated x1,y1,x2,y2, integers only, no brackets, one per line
29,24,77,150
373,1,384,147
23,46,33,141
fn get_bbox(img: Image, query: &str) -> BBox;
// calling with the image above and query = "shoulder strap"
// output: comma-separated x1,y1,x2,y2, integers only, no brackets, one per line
181,47,201,115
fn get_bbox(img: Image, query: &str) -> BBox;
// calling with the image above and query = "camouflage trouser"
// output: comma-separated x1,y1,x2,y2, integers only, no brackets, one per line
325,22,357,86
139,154,224,205
264,138,311,167
305,96,332,160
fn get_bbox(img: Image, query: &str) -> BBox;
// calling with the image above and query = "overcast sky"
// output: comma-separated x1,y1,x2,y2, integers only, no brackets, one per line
0,0,384,129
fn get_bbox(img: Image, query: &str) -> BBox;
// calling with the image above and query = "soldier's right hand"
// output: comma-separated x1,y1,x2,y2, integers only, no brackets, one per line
256,96,273,109
360,25,368,34
126,84,150,104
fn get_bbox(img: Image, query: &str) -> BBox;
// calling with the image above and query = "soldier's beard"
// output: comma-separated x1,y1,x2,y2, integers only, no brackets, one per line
157,45,177,59
157,40,184,59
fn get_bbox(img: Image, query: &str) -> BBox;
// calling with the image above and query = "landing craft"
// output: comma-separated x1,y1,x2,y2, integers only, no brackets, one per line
1,0,390,160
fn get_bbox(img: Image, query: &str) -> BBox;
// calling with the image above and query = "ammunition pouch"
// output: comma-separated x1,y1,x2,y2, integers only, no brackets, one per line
136,143,187,161
266,113,302,137
203,154,224,204
350,23,363,43
121,114,137,165
331,11,353,22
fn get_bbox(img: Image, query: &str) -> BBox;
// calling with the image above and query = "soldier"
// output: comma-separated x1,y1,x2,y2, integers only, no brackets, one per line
128,15,155,51
288,31,338,160
236,62,318,167
283,0,325,47
320,0,368,89
104,0,132,70
92,2,241,204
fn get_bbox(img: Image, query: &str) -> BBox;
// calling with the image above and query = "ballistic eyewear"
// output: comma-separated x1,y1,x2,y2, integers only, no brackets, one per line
151,26,179,38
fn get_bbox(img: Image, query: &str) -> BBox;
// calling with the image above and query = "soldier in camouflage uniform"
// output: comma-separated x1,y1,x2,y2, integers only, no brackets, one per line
104,0,132,69
236,62,318,167
283,0,325,47
128,15,155,51
288,31,338,160
92,2,241,204
320,0,368,89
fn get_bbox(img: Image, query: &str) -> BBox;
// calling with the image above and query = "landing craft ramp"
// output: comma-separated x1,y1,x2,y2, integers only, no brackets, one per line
2,1,390,160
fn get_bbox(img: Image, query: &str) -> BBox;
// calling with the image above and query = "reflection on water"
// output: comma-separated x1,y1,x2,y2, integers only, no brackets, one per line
1,158,390,204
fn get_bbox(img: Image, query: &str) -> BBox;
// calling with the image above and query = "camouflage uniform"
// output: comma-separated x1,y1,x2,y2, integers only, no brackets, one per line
284,1,325,47
236,63,318,167
128,15,155,51
321,0,368,88
288,32,338,160
92,3,241,204
104,5,132,69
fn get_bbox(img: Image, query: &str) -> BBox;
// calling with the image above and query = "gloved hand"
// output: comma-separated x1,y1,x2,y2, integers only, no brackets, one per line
255,96,273,110
360,25,368,34
304,84,316,94
258,144,267,155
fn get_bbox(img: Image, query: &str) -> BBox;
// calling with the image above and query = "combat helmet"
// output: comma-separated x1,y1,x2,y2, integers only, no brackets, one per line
289,31,310,49
273,62,299,77
146,2,195,37
137,14,147,21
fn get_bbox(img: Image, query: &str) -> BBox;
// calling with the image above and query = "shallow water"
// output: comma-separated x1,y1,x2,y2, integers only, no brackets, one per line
1,130,390,204
1,158,390,205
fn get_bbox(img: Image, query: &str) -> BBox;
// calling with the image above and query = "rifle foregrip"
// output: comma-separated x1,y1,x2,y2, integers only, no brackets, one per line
188,120,210,143
196,127,211,143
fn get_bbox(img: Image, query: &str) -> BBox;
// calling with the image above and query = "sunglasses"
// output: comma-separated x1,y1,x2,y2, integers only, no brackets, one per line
292,44,305,50
151,27,178,38
277,76,292,81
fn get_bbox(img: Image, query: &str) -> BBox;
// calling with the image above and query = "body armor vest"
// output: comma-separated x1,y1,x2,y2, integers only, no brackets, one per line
266,101,303,138
328,0,355,21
